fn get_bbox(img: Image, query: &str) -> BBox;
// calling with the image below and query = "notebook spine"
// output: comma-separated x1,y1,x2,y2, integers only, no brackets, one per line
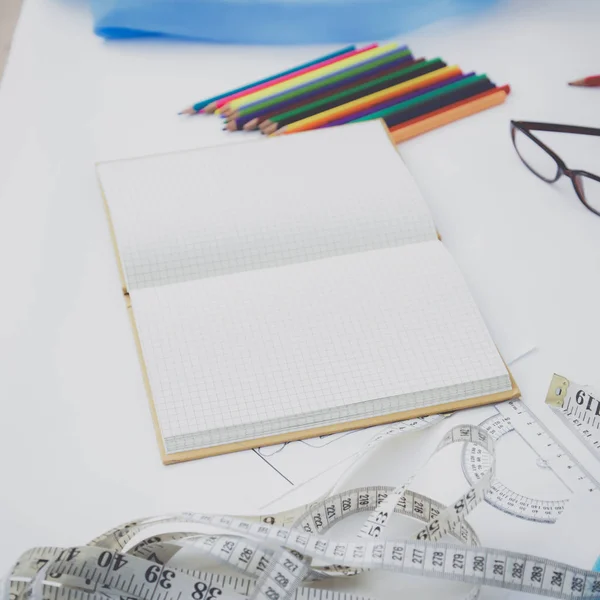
123,290,132,309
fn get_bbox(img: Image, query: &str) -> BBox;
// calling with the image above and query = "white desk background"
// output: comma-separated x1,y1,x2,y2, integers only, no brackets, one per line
1,0,600,596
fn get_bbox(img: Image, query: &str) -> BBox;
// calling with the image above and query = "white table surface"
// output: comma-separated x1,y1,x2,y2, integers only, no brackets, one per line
1,0,600,590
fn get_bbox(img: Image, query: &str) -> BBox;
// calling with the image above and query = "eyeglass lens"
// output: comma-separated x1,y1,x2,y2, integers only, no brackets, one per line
574,173,600,214
512,127,560,182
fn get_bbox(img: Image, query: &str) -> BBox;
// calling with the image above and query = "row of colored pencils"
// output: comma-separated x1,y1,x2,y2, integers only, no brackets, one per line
180,43,510,143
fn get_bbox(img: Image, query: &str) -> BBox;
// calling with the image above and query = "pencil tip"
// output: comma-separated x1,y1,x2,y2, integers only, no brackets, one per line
568,78,586,87
262,124,278,136
178,107,196,116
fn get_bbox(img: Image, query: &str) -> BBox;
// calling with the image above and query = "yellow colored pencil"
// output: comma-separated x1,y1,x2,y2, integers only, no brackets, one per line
277,65,462,135
222,43,399,113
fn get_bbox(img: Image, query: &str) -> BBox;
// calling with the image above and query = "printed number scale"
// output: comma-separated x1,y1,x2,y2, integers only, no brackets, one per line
6,411,600,600
546,374,600,457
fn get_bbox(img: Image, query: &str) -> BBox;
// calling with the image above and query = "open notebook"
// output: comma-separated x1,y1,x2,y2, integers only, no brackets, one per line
97,120,519,464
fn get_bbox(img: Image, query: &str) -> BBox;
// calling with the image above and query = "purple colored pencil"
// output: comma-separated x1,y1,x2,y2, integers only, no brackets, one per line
324,72,472,128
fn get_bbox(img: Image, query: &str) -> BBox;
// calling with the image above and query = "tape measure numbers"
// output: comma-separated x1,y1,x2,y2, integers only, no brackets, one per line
546,374,600,457
7,419,600,600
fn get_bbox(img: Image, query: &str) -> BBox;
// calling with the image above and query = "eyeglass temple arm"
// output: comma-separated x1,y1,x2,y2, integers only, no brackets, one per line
512,121,600,137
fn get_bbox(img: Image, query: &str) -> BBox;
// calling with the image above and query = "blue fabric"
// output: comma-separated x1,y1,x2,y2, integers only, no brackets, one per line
90,0,498,45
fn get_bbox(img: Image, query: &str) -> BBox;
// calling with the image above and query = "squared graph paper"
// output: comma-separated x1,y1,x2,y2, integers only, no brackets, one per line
97,121,437,291
131,242,509,453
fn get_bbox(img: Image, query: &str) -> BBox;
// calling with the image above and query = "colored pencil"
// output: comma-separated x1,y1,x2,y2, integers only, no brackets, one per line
351,74,492,127
227,47,412,119
178,46,356,115
260,59,448,134
324,73,469,128
379,77,495,130
211,44,378,113
223,43,401,113
390,85,510,143
568,75,600,87
229,56,419,132
230,57,422,131
276,65,462,135
179,40,511,145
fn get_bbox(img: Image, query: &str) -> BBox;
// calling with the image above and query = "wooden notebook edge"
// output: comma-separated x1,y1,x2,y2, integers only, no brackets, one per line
162,374,520,465
97,174,169,463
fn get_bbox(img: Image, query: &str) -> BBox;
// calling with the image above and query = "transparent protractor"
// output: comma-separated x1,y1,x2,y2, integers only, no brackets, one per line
461,413,569,523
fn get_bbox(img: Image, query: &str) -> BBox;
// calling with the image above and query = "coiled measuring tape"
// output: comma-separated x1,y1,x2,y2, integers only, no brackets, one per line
546,374,600,457
5,410,600,600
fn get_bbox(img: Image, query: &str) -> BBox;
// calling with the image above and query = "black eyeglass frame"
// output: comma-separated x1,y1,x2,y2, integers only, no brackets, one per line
510,120,600,216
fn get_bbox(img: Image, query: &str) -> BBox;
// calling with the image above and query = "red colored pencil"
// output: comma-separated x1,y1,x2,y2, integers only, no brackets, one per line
568,75,600,87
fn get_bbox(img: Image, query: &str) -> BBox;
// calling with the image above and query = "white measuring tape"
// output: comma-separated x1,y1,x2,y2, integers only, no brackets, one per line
546,374,600,456
5,405,600,600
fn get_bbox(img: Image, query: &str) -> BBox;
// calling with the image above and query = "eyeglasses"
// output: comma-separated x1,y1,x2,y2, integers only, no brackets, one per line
510,120,600,216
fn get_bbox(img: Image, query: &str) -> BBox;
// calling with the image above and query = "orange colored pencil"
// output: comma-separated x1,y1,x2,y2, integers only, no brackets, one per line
277,65,462,135
390,85,509,144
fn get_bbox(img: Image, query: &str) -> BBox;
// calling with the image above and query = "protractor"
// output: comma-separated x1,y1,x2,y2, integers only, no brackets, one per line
461,412,569,523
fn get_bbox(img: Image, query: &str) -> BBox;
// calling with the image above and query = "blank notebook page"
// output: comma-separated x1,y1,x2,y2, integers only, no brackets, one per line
97,120,437,291
131,241,509,453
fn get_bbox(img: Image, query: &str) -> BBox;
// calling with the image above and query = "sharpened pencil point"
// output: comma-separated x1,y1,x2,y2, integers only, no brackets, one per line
568,75,600,87
204,102,217,114
178,107,197,116
244,118,259,131
262,123,278,136
259,123,272,135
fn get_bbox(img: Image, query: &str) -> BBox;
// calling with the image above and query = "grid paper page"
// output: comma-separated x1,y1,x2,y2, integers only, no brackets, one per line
130,240,509,453
97,120,437,291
